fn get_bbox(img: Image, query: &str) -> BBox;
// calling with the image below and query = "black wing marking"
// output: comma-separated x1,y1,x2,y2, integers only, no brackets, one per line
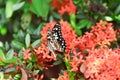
51,22,66,51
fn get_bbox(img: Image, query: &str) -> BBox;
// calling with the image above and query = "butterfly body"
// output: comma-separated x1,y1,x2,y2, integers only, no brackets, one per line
47,23,66,57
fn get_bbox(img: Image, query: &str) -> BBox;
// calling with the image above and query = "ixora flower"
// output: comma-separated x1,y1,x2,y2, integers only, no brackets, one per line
22,49,32,60
74,20,116,51
69,20,119,79
80,47,120,80
51,0,76,15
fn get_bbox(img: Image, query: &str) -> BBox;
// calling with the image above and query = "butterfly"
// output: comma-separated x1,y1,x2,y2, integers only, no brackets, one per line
47,22,66,57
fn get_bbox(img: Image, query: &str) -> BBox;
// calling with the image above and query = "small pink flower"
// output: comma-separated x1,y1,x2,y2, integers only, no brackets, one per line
22,49,31,60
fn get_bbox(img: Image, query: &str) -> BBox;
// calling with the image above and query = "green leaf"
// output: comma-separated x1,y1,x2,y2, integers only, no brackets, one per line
64,57,71,71
86,21,93,29
75,28,82,36
115,4,120,15
5,42,9,51
70,14,76,29
25,34,30,48
33,70,39,75
115,14,120,21
5,0,24,18
5,0,14,18
0,72,4,80
6,49,14,60
13,1,25,11
0,62,6,66
31,54,37,62
51,11,61,19
0,49,6,60
26,63,33,69
105,16,113,21
11,40,25,50
5,68,16,73
30,0,50,18
77,19,89,29
0,41,3,47
13,74,21,79
69,72,76,80
0,27,7,35
70,14,82,36
17,30,25,40
0,56,17,66
33,22,46,35
53,60,62,65
3,57,17,63
21,12,32,29
32,39,40,48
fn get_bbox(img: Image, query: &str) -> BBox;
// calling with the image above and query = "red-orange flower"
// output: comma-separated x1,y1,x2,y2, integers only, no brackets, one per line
75,20,117,51
34,43,54,68
70,51,84,72
51,0,76,15
91,20,116,45
69,20,118,78
51,0,62,10
22,49,31,60
81,47,120,80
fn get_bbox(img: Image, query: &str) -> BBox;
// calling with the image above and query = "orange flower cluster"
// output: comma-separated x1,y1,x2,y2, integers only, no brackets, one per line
76,20,116,51
69,20,117,72
52,0,76,15
69,21,120,79
34,44,54,68
35,20,77,68
81,48,120,80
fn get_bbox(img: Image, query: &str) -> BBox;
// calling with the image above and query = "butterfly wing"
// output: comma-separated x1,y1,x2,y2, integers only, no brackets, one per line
51,22,66,52
47,22,66,57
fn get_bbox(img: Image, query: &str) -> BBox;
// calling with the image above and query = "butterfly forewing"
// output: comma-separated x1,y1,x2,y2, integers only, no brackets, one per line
52,23,62,40
51,23,66,51
47,22,66,57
